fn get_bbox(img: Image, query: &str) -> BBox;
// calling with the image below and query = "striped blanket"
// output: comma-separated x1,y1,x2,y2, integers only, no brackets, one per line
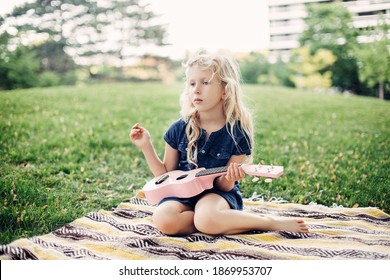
1,193,389,260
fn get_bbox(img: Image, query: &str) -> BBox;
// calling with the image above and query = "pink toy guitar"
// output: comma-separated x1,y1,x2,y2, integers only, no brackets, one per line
143,164,283,204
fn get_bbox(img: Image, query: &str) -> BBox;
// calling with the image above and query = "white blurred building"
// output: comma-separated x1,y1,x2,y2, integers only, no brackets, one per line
268,0,390,62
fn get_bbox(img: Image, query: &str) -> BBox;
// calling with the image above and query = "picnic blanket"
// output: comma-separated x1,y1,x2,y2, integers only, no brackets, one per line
1,192,389,260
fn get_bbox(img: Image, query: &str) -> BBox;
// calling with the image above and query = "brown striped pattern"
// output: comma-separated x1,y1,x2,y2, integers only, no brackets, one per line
1,194,389,260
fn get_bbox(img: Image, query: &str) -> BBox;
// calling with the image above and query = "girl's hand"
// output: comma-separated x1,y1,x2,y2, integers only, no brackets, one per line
225,162,246,182
215,162,245,192
129,123,151,150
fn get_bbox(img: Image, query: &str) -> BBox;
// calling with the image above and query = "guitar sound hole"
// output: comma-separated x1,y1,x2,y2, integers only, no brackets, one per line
155,174,169,185
176,174,188,180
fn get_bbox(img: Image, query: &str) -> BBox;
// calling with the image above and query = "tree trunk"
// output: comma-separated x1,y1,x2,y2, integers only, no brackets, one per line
379,82,384,100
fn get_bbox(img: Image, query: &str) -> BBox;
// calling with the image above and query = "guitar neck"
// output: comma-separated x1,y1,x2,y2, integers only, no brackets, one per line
195,166,228,177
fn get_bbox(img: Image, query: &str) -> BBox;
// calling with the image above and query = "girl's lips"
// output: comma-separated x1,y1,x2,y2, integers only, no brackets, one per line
194,98,203,104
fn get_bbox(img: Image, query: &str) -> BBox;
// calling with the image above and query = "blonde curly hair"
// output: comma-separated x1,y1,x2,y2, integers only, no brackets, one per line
179,53,254,166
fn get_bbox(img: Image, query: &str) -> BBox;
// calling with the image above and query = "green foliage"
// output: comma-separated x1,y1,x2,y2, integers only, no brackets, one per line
61,70,78,85
354,17,390,99
299,2,360,92
356,41,390,86
0,45,40,89
300,2,357,50
0,0,168,89
0,83,389,244
239,52,270,84
289,46,336,89
0,29,77,90
32,40,76,74
238,52,295,88
2,0,167,65
258,59,295,88
38,71,61,87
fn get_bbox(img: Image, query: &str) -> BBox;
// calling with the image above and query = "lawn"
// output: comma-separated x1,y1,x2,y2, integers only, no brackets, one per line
0,82,389,244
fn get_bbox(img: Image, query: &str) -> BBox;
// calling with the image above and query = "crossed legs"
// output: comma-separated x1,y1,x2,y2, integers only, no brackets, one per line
152,200,197,236
152,193,308,236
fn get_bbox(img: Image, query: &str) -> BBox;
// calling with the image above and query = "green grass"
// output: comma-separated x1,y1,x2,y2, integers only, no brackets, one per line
0,83,389,244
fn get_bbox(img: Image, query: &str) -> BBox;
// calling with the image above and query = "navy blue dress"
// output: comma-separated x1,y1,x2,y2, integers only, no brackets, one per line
160,118,251,210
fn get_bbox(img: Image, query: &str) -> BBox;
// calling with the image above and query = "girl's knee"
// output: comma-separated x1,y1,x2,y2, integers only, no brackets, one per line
152,202,192,236
193,210,221,235
154,218,179,235
193,194,230,235
152,209,179,235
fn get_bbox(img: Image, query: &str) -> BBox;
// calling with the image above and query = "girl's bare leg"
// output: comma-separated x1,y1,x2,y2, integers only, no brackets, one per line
194,193,309,235
152,201,197,236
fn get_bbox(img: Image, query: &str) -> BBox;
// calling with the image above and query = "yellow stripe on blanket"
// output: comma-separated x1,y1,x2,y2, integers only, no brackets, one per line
1,194,389,260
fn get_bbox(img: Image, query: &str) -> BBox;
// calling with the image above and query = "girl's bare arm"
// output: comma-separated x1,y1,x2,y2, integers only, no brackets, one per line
130,123,178,177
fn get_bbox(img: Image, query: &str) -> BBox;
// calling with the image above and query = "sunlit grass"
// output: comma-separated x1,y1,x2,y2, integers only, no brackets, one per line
0,82,389,244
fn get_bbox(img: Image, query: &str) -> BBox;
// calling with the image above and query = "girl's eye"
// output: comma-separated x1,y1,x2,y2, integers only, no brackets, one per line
203,81,209,85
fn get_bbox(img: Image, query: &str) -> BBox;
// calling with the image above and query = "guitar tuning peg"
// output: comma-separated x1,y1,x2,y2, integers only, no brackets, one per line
265,178,272,183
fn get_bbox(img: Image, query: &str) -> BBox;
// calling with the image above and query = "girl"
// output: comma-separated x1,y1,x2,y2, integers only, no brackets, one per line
130,53,308,236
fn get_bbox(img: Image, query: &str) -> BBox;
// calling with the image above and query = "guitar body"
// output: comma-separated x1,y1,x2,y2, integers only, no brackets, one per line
143,164,284,205
143,168,224,205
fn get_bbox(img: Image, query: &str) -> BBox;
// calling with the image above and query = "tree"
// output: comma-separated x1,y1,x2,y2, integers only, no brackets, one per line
268,59,295,88
108,0,167,66
1,0,167,67
299,2,360,92
239,52,270,84
0,43,40,89
33,40,76,74
289,46,336,90
354,18,390,100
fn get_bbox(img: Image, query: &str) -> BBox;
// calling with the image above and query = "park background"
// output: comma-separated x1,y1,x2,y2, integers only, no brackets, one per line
0,0,389,244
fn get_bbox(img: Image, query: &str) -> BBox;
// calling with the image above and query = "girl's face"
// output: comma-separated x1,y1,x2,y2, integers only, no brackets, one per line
186,66,225,114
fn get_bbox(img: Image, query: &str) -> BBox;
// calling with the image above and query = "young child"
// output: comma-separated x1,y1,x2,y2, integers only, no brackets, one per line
130,53,308,236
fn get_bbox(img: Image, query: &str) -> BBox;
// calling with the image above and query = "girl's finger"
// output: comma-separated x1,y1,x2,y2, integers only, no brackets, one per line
238,166,245,178
225,164,233,181
131,123,141,131
232,163,240,179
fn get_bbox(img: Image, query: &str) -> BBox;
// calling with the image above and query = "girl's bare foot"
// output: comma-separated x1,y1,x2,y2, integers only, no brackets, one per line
267,217,309,233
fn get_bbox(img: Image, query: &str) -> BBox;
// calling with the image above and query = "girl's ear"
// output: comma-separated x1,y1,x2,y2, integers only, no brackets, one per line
221,82,227,99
